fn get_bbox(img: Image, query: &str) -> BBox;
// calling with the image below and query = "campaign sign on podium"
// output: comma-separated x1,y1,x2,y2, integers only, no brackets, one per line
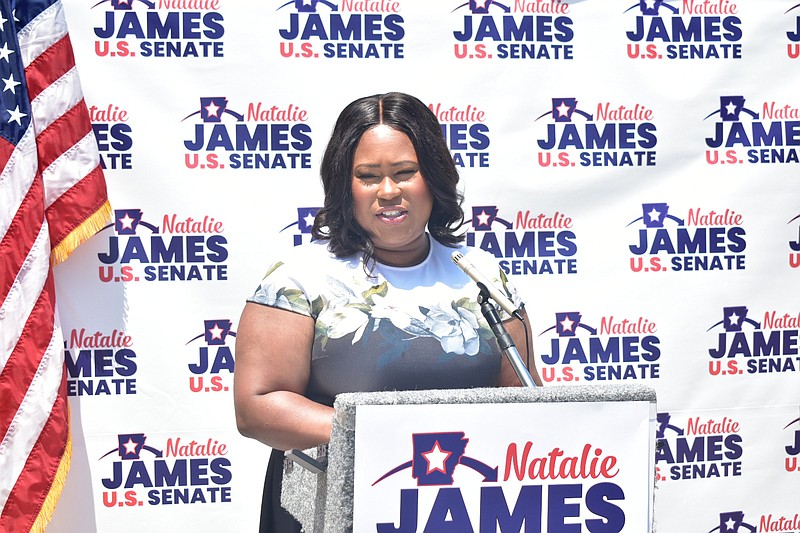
352,399,655,532
281,385,656,532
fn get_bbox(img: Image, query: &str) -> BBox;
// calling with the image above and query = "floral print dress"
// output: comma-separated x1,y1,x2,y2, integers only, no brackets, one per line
248,236,524,407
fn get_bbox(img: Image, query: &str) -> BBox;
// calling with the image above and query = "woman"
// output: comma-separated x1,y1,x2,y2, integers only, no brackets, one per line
233,92,542,532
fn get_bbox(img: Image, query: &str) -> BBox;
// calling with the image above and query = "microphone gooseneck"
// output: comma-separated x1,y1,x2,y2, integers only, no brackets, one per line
452,250,536,387
450,251,523,321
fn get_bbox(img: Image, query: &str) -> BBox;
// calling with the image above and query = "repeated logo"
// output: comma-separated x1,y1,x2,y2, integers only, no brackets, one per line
185,320,236,393
99,433,232,507
654,412,742,482
92,0,225,58
182,97,312,170
370,430,625,531
704,511,757,533
624,0,742,60
96,209,229,282
451,0,576,61
538,311,661,383
373,432,497,486
704,95,800,165
280,207,321,246
430,102,490,168
787,3,800,58
65,328,138,396
791,213,800,268
465,205,578,276
703,510,800,533
535,97,658,168
786,416,800,473
707,306,800,377
627,202,746,272
275,0,405,59
91,103,134,170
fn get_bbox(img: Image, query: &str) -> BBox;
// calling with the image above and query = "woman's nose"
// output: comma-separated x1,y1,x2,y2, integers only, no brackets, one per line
377,176,401,198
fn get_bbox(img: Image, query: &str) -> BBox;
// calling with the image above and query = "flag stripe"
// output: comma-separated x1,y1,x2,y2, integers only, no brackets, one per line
24,34,74,102
0,267,56,441
0,363,67,533
0,137,15,173
46,165,107,249
16,1,66,67
0,147,44,304
0,276,61,512
0,171,44,327
43,130,102,210
0,128,39,245
0,268,55,438
37,99,93,178
0,220,50,372
29,67,85,136
30,429,71,533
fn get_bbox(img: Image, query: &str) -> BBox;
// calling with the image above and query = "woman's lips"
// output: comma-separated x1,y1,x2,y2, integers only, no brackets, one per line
376,208,408,221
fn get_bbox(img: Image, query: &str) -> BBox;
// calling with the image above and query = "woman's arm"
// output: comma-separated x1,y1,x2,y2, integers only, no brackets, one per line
233,301,334,451
497,308,543,387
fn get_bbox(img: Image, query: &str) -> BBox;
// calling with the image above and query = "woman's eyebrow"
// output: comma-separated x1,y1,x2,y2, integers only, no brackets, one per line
354,160,418,169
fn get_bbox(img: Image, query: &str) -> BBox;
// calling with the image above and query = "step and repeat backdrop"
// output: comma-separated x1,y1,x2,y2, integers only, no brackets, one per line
49,0,798,531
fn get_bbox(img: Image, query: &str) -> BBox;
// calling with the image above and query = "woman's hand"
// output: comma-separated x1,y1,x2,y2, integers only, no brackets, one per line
498,309,543,387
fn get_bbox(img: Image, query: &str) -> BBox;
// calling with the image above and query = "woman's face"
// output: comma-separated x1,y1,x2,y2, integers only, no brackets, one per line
351,125,433,267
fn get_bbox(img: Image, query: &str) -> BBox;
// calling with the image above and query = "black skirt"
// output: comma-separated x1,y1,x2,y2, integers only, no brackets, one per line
259,448,303,533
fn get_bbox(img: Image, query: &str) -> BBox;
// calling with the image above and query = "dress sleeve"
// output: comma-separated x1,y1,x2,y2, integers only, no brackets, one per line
246,259,314,318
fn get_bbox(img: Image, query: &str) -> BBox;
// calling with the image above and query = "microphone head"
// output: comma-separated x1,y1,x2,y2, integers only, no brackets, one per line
451,250,464,264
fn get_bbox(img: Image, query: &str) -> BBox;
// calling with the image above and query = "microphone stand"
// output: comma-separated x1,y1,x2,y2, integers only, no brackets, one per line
476,283,537,388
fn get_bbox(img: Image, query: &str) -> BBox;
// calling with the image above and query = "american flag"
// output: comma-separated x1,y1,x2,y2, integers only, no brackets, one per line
0,1,109,531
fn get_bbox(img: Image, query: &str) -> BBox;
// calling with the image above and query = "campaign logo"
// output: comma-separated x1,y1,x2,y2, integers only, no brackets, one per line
627,202,747,272
703,511,757,533
535,97,658,168
65,327,137,397
96,209,229,282
92,0,225,58
99,432,232,508
374,432,497,486
538,311,661,383
185,319,236,393
90,103,134,171
275,0,405,59
451,0,575,61
790,213,800,268
654,412,742,482
465,205,578,276
429,102,490,168
280,207,321,246
707,305,800,377
704,509,800,533
787,3,800,58
704,95,800,165
785,416,800,473
370,430,625,531
624,0,742,60
182,97,313,170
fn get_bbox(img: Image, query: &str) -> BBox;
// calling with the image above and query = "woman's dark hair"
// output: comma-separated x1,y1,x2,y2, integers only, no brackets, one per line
311,92,464,266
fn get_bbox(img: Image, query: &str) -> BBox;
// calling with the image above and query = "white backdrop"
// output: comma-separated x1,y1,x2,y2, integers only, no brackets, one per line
49,0,799,531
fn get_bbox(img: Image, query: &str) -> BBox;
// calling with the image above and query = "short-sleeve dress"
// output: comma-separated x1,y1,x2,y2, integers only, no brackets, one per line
246,236,524,532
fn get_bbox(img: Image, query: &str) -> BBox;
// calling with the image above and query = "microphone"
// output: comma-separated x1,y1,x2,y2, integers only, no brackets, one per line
451,251,523,320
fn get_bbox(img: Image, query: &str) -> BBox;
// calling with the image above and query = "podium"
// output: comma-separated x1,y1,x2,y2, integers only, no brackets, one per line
282,384,657,533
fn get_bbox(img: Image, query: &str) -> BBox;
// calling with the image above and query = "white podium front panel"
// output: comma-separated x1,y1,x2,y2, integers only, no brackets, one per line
353,401,655,533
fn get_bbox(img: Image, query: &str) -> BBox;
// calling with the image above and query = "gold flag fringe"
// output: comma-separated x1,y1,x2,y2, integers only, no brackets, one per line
50,200,112,266
29,408,73,533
